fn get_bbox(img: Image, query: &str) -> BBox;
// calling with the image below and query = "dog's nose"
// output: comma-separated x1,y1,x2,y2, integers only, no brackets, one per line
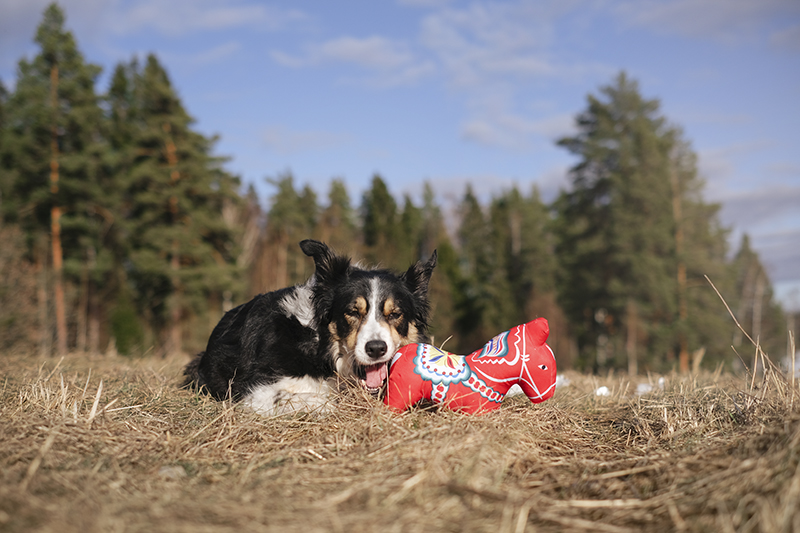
365,340,388,359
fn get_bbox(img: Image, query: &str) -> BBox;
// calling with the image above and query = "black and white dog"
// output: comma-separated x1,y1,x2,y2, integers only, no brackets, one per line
183,239,437,415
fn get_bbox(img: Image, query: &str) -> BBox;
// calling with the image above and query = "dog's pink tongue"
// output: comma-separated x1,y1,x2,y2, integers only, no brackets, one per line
365,364,387,389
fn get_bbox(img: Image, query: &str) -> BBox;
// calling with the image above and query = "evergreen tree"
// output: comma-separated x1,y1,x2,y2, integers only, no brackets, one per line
361,174,399,266
0,79,7,152
0,79,8,215
486,186,559,331
398,194,423,266
319,179,358,254
1,3,105,355
119,54,241,355
670,137,735,368
485,191,519,330
730,234,785,358
454,185,494,349
554,72,729,372
416,183,457,348
259,173,318,289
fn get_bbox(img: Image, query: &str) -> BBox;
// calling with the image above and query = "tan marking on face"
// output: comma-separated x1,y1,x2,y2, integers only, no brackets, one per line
393,323,419,350
407,323,419,343
380,297,416,351
330,320,357,380
355,296,367,315
340,296,367,358
382,298,398,318
340,297,365,351
342,327,359,354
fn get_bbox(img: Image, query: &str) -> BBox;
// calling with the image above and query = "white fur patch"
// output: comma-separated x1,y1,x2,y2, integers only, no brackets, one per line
353,279,396,366
242,376,333,416
279,280,315,328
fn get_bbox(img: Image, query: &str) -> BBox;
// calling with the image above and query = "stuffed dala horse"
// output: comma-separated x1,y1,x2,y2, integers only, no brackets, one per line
384,317,557,414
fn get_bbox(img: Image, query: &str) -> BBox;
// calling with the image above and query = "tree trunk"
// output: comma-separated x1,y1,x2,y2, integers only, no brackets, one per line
275,233,288,290
163,123,183,357
76,253,89,353
87,246,99,355
169,244,182,357
671,165,689,374
752,272,765,345
36,247,51,357
626,298,638,376
50,63,67,356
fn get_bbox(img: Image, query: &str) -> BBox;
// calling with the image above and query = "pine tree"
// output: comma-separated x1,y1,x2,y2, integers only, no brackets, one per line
454,185,494,349
670,137,735,369
398,194,423,266
416,183,457,348
119,54,241,355
361,174,399,266
0,79,9,215
730,234,785,359
487,186,559,329
260,173,312,289
319,179,358,254
1,3,105,355
554,72,729,372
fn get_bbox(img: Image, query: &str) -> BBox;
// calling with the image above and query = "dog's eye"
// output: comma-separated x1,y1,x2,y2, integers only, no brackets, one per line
387,312,402,321
345,308,360,318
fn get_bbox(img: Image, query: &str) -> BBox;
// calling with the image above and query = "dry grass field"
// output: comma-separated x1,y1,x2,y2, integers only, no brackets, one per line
1,347,799,533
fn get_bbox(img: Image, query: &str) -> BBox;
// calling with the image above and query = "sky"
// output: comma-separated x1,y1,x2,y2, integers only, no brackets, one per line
2,0,799,310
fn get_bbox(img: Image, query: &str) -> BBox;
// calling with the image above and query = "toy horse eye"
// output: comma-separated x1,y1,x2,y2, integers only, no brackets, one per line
539,364,548,370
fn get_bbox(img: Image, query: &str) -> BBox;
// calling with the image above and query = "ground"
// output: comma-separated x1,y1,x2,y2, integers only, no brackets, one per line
1,351,798,533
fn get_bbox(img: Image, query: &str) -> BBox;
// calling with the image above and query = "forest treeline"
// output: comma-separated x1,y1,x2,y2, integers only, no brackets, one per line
0,4,787,372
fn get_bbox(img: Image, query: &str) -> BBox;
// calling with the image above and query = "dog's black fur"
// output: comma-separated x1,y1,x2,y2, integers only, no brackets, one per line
183,239,437,414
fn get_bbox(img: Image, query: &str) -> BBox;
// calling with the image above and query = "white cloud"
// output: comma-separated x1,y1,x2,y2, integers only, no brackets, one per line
745,228,800,284
699,140,780,194
190,41,241,66
317,36,415,69
0,0,111,71
271,35,435,86
109,0,305,36
771,23,800,51
272,35,413,69
765,162,800,176
461,107,576,151
418,1,592,86
613,0,800,44
718,185,800,230
0,0,304,72
460,88,575,152
262,126,350,155
397,0,454,8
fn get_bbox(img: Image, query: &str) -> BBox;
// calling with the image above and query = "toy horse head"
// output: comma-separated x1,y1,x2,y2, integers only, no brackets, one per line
467,317,557,404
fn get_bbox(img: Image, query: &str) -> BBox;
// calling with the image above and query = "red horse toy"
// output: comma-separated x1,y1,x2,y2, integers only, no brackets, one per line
384,318,557,414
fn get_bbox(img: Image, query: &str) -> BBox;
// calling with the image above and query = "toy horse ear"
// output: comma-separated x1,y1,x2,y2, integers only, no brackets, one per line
528,317,550,345
402,250,437,298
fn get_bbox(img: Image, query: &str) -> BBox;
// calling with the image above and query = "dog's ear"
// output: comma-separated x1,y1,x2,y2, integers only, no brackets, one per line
300,240,350,285
401,250,437,298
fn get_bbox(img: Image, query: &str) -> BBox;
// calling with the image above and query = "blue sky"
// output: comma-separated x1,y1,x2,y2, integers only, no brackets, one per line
2,0,799,310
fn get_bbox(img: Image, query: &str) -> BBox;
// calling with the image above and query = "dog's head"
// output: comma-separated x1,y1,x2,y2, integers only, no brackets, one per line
300,239,437,394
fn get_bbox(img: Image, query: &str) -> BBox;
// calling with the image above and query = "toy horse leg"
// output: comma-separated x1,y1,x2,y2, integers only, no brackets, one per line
384,379,425,412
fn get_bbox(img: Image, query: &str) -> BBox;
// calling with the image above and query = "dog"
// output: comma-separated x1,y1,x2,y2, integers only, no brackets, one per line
182,239,437,416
